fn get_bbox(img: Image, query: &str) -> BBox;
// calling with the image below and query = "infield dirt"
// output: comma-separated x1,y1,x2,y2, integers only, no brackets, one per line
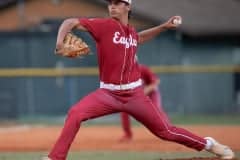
0,125,239,159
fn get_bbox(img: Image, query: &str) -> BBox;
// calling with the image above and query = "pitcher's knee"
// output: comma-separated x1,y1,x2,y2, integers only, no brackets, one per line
66,107,85,124
155,126,178,141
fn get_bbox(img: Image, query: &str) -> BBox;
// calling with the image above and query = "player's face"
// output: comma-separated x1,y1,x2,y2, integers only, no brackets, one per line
108,0,130,20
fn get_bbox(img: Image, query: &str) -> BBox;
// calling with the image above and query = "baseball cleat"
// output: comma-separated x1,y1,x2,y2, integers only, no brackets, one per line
205,137,235,159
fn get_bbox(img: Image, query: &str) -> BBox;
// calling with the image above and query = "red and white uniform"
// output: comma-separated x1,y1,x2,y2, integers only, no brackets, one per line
121,64,164,139
140,64,161,108
81,18,140,85
48,18,206,160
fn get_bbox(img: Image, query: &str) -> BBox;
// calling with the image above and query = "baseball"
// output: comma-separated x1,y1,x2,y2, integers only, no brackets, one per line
173,18,182,25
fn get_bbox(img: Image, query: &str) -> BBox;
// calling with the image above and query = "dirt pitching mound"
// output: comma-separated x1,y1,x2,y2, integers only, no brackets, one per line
0,125,239,153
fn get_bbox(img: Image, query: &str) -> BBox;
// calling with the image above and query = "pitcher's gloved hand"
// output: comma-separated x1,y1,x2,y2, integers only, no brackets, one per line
55,33,90,58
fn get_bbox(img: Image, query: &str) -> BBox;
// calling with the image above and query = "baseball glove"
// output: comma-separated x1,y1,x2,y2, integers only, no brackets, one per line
56,32,90,58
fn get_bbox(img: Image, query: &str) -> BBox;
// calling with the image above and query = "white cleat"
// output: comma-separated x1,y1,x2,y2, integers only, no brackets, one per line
41,157,52,160
205,137,235,159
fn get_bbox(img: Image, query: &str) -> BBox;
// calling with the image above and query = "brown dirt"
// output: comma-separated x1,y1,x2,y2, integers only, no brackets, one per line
0,125,239,160
0,125,239,153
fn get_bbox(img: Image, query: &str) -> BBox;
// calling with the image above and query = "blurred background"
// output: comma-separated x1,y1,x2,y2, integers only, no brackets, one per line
0,0,240,123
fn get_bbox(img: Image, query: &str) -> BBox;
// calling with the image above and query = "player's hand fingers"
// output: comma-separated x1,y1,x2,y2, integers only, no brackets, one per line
55,44,64,55
171,16,182,24
166,16,182,28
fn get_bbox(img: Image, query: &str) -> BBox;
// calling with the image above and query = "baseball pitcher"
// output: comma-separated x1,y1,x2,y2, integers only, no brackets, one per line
43,0,235,159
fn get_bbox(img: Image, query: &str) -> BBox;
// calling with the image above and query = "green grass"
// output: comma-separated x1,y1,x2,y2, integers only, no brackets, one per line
0,151,239,160
13,114,240,126
169,114,240,125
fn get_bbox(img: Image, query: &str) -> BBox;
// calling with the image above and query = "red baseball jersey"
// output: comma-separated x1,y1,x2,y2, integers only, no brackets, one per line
139,64,159,86
79,18,141,84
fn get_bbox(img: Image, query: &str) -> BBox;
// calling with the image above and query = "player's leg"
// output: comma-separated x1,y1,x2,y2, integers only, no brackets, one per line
149,89,162,109
48,88,120,160
149,90,170,123
119,112,132,141
125,89,234,159
126,93,206,150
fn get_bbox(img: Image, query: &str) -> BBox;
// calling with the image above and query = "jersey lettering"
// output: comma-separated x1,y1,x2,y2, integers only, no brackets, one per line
113,32,137,48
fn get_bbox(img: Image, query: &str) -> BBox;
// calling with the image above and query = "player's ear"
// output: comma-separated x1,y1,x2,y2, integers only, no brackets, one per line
126,4,131,11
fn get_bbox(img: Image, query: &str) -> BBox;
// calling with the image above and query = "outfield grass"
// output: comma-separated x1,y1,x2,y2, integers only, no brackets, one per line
0,151,239,160
169,114,240,125
15,114,240,126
